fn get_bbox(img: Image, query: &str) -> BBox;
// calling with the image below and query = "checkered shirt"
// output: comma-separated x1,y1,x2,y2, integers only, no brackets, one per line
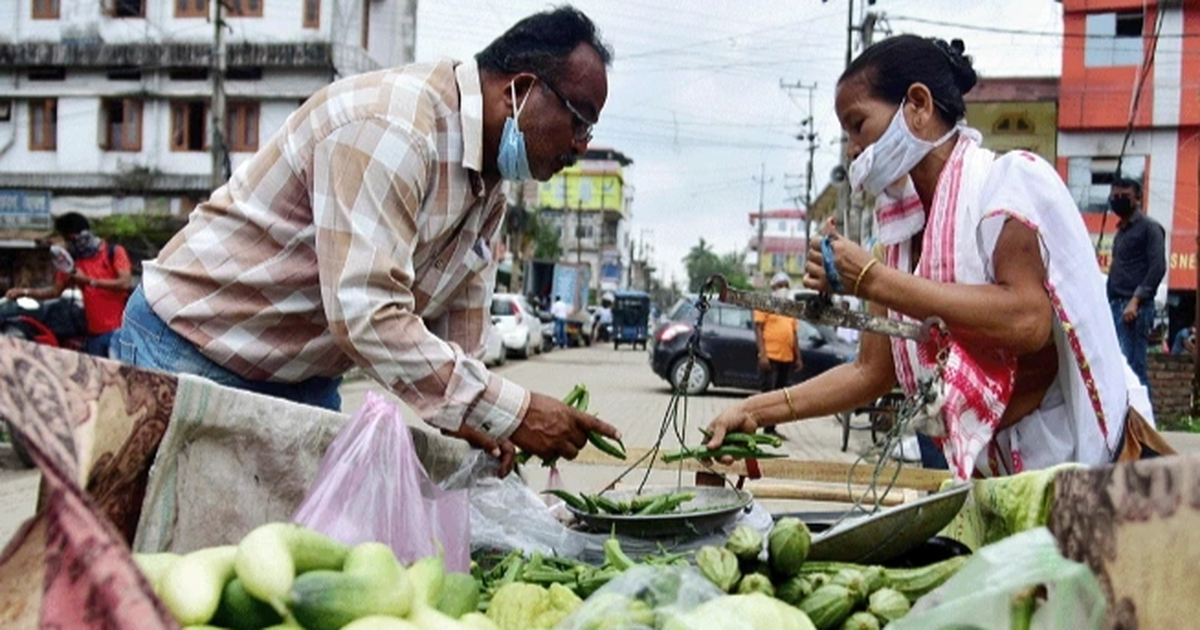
143,59,528,439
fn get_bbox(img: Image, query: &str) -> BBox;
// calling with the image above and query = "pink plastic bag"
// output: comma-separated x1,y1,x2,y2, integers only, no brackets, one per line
292,392,470,572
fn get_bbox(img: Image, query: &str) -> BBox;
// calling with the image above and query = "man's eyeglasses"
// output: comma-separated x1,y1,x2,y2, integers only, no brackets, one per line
536,76,596,143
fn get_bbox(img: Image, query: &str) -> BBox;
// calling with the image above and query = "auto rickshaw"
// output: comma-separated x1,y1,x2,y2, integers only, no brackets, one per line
610,290,651,350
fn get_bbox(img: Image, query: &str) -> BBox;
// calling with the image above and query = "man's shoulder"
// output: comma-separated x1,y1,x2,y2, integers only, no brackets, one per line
321,60,462,125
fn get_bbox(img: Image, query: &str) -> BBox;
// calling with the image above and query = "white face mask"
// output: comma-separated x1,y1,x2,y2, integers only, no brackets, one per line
848,100,959,197
772,287,790,299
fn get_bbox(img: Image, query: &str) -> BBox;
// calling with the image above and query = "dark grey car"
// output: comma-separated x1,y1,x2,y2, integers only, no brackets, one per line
648,296,857,395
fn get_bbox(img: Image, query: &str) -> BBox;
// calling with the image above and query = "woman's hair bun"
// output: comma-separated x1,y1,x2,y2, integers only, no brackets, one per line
935,37,977,94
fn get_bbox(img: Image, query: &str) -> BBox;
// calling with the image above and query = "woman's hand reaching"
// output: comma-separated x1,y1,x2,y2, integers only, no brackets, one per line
704,401,764,464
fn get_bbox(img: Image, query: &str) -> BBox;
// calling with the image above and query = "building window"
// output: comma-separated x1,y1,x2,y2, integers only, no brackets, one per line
226,67,263,81
361,0,370,48
107,67,142,81
33,0,60,19
111,0,146,18
226,0,263,17
171,101,208,152
226,101,260,152
169,68,210,81
993,114,1034,135
1085,12,1144,67
101,98,143,152
771,253,786,270
578,178,593,202
303,0,319,28
176,0,208,18
28,68,66,81
1066,156,1146,214
29,99,57,151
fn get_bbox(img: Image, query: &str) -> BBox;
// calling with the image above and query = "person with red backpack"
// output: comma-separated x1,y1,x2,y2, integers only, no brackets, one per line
5,212,133,357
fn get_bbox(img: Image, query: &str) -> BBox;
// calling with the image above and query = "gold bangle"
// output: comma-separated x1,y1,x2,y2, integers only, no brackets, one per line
852,258,879,297
782,387,799,420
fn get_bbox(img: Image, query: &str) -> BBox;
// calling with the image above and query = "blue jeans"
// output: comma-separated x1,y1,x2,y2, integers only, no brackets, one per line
84,331,115,358
1111,299,1155,393
554,317,568,348
113,285,342,411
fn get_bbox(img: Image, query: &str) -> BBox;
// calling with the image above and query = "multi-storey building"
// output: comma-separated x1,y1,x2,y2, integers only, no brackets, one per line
0,0,416,287
1058,0,1196,331
748,208,807,285
531,147,634,294
965,76,1059,165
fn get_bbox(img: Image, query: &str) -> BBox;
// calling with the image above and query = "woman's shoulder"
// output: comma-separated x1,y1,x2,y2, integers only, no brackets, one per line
989,150,1059,180
979,148,1074,210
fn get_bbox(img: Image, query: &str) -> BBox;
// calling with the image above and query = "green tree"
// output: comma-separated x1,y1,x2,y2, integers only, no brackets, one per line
683,238,750,293
530,209,563,260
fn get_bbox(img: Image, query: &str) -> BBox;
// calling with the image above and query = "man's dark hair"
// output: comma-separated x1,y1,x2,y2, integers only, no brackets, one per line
839,34,978,127
476,5,613,85
54,212,90,236
1112,176,1143,198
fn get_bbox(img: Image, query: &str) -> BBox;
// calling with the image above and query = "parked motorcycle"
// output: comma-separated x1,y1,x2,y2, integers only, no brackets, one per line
1,293,87,468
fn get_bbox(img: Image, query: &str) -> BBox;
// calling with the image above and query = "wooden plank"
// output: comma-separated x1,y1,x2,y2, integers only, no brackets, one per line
744,482,916,507
569,446,951,492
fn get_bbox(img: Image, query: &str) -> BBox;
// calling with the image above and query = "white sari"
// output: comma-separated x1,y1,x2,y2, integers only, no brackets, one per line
874,133,1149,480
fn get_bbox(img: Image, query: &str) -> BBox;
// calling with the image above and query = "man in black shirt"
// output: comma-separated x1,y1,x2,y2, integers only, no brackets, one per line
1106,177,1166,391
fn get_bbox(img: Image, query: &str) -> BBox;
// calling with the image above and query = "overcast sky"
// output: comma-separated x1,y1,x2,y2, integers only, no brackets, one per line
413,0,1065,285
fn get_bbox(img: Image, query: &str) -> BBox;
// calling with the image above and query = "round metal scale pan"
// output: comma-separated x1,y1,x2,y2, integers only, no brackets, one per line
806,483,971,564
566,486,753,538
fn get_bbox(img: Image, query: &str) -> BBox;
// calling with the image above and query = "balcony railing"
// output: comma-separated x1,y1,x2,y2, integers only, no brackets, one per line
0,42,334,69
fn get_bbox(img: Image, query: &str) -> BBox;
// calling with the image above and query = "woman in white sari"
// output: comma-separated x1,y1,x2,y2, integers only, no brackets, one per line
705,35,1166,481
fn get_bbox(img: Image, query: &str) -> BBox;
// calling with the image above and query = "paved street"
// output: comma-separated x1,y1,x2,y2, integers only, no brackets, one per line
338,343,887,514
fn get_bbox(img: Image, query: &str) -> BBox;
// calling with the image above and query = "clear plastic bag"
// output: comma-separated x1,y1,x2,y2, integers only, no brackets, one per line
445,450,586,558
292,391,470,572
554,565,724,630
890,527,1107,630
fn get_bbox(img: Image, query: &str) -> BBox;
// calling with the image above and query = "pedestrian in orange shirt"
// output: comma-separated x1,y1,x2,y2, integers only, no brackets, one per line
754,272,802,435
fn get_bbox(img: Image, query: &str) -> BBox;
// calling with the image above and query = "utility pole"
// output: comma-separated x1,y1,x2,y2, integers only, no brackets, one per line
825,0,883,243
780,80,818,247
752,163,773,284
576,194,582,265
210,0,228,191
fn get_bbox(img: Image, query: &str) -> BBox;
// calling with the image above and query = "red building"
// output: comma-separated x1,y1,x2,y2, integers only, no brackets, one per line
1058,0,1197,326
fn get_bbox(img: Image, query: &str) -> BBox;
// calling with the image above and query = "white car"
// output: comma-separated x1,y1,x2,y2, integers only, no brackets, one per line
481,324,506,367
490,293,543,359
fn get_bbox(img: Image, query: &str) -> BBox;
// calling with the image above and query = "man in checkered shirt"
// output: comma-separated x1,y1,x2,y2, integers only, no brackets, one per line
113,6,618,476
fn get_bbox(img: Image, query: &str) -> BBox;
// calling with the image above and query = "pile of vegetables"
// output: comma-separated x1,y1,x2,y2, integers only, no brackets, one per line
660,429,786,463
474,537,688,605
133,522,495,630
693,519,968,630
132,518,967,630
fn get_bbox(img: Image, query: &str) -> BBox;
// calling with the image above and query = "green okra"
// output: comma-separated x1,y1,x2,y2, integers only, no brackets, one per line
588,493,624,515
700,428,783,449
587,431,627,460
660,445,788,464
542,489,590,512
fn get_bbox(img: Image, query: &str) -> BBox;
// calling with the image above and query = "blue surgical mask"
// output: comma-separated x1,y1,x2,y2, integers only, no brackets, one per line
497,81,533,182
